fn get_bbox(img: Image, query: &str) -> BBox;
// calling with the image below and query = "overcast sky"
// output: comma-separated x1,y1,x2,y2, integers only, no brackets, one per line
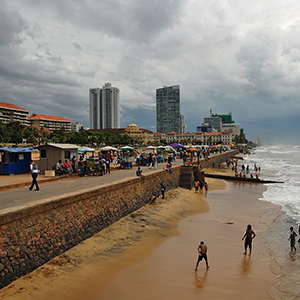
1,0,300,144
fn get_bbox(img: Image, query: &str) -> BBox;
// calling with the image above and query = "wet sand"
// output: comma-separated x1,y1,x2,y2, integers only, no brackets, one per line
0,178,281,300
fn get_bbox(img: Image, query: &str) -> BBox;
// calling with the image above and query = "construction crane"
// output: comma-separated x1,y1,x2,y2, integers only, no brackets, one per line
219,97,232,115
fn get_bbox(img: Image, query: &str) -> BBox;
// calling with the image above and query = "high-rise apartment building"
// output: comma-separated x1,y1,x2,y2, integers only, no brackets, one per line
89,83,120,129
0,102,30,126
156,85,180,134
180,112,184,134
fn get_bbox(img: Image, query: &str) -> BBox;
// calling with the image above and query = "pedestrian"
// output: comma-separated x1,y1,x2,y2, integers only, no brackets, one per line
79,155,85,177
149,154,153,169
242,224,256,255
29,160,39,191
161,183,165,199
106,157,111,174
195,241,210,271
199,180,204,193
194,180,199,193
154,154,158,170
204,182,208,194
289,227,297,251
71,155,77,173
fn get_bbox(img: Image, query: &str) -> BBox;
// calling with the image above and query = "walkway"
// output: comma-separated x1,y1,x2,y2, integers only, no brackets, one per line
0,160,184,213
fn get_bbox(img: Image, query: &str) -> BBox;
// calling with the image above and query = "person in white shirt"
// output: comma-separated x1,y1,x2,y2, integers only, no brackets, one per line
29,160,39,191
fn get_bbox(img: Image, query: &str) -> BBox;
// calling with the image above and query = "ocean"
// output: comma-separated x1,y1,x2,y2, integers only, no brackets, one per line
243,145,300,299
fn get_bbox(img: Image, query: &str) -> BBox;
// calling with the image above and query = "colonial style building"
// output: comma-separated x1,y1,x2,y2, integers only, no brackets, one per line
165,130,234,145
91,124,155,144
153,132,166,144
28,114,72,132
0,102,30,126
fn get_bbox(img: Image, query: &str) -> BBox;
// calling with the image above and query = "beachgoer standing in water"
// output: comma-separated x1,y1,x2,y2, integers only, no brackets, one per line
195,241,210,271
289,227,297,251
242,224,256,255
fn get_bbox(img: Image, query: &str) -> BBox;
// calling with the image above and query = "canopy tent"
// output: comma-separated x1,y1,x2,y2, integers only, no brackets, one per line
78,146,96,154
99,146,118,152
120,146,134,151
169,143,185,148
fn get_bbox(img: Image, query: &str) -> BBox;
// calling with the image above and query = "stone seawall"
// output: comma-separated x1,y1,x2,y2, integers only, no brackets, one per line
199,150,238,169
0,168,180,289
0,149,238,289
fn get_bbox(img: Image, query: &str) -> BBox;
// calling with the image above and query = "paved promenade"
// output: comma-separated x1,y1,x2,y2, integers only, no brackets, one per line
0,160,184,213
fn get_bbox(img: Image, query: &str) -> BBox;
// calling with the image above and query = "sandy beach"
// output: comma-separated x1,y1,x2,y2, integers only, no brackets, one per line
0,177,281,300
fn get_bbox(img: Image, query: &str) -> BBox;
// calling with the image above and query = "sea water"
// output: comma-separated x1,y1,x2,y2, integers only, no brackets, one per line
243,145,300,299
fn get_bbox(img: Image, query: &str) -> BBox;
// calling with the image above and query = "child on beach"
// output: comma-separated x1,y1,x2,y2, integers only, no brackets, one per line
242,224,256,255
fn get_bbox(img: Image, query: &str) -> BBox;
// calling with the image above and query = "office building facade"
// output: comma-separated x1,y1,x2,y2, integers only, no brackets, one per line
89,83,120,129
156,85,180,134
203,116,222,132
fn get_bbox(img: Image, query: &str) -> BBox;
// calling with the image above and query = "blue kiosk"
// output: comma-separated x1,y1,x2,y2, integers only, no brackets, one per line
0,147,36,175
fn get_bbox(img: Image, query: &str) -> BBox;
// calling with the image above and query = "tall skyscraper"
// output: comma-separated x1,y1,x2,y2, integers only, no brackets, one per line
180,112,184,134
89,83,120,129
156,85,180,134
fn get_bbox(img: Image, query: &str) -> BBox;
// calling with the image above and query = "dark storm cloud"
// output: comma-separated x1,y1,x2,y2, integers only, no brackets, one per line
25,0,185,42
1,0,300,143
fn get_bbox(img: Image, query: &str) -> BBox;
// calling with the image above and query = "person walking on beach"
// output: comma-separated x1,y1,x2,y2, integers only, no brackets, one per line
204,182,208,194
194,180,199,193
195,241,210,271
29,160,39,191
289,227,297,251
242,224,256,255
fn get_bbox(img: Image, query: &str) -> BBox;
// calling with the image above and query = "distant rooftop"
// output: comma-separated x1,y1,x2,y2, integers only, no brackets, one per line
28,114,72,122
0,102,29,112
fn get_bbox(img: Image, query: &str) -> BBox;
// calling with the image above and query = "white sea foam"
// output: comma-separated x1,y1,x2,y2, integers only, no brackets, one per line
244,145,300,222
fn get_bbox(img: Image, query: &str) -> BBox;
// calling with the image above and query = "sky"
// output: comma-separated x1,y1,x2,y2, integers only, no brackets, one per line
1,0,300,144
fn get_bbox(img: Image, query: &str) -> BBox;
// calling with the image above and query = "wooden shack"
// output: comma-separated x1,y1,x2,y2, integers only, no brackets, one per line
39,143,78,173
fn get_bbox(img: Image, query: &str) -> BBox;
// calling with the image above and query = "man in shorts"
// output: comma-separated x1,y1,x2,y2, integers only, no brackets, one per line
195,241,210,271
242,224,256,255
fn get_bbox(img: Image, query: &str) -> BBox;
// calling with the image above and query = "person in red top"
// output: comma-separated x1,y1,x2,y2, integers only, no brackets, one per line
63,160,72,174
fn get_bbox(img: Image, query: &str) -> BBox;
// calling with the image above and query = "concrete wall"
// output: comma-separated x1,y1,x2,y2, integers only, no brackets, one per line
0,168,180,289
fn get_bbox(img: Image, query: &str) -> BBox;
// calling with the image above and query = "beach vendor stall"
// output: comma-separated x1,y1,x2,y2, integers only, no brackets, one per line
156,146,166,163
119,146,134,169
99,146,119,164
0,147,36,175
78,146,96,158
85,157,101,176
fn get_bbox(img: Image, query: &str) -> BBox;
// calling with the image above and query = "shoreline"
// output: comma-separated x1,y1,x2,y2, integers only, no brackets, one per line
0,178,282,299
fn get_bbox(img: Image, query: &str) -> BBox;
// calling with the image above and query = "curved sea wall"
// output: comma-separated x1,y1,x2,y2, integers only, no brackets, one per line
0,150,238,289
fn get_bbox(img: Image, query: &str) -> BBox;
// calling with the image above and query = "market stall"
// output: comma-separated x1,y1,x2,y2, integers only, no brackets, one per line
119,146,134,168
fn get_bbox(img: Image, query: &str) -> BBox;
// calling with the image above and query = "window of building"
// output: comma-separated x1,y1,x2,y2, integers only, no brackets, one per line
64,150,70,159
40,149,47,159
10,153,19,163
